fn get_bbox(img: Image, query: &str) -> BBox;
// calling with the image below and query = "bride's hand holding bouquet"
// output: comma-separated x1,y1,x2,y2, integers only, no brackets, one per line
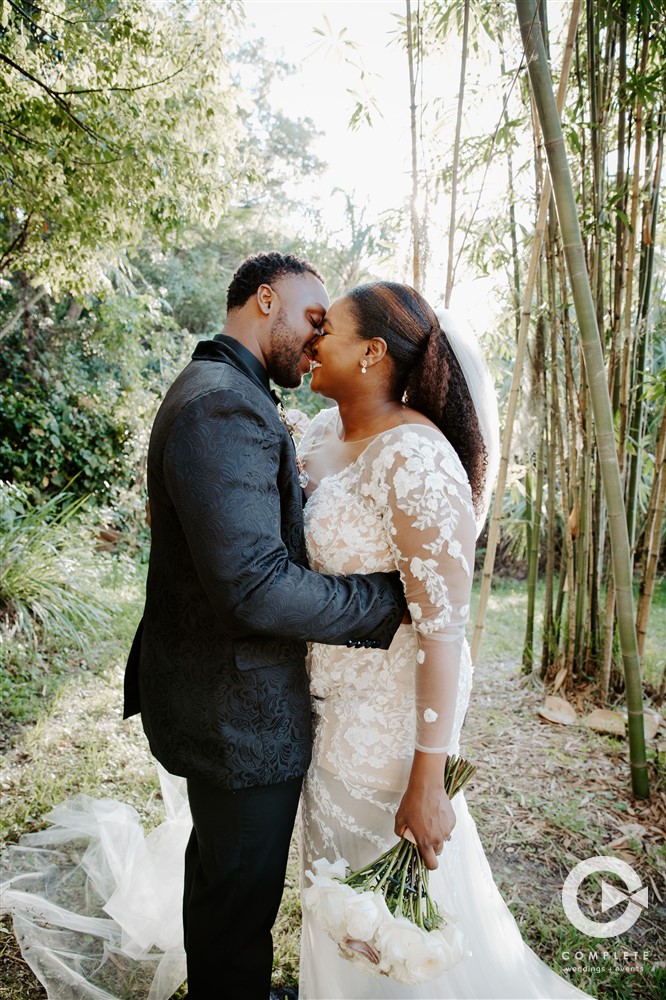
304,754,476,985
395,749,457,871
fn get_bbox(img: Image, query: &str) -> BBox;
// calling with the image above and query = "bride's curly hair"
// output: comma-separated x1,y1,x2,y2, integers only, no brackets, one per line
345,281,487,513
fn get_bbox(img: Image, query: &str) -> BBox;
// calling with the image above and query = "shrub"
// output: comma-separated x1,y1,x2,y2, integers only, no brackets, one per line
0,483,110,650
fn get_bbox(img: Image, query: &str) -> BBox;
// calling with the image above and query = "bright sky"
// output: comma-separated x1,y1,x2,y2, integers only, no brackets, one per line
240,1,569,330
242,2,412,230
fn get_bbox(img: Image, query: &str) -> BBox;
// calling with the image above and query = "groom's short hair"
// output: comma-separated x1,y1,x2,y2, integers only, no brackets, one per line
226,251,324,313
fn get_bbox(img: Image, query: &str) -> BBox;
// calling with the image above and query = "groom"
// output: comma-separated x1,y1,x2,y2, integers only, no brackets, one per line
123,251,405,999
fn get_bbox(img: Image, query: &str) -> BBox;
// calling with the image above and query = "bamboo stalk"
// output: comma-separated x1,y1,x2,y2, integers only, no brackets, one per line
600,577,616,704
445,0,470,307
405,0,421,292
618,30,650,473
573,441,591,675
609,2,627,411
471,0,581,664
627,112,664,557
557,228,578,671
523,438,544,673
498,18,522,340
636,402,666,658
516,0,649,798
541,215,559,676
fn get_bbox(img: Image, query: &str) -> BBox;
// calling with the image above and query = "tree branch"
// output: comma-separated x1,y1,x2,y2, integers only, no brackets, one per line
0,51,116,146
0,215,35,274
57,61,192,96
0,285,48,341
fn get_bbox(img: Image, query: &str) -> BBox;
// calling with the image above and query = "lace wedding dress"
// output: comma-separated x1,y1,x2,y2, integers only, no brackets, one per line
1,403,590,1000
297,406,589,1000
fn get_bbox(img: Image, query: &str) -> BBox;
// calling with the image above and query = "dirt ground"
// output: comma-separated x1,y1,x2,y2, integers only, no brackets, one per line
1,651,664,999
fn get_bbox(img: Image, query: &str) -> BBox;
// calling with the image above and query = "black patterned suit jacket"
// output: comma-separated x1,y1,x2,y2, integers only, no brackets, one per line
123,335,405,789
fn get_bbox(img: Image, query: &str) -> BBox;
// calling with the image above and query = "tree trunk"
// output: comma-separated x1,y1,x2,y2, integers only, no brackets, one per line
445,0,470,307
0,285,48,341
471,0,581,664
516,0,649,798
405,0,421,291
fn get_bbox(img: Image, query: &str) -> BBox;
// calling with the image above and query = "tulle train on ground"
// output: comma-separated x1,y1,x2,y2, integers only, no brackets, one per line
1,766,190,1000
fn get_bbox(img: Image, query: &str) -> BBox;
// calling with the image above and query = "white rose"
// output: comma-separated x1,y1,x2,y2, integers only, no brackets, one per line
344,890,386,941
435,921,468,965
339,939,385,979
407,929,453,982
311,856,348,879
376,915,429,974
305,879,357,939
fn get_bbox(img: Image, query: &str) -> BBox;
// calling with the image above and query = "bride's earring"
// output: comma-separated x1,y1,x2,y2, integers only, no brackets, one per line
360,360,368,375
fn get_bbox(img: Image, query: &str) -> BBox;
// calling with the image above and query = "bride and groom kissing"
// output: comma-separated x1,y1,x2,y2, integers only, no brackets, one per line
122,250,588,1000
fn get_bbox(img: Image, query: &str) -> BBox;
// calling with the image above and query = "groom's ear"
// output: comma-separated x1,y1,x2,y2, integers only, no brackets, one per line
257,283,273,316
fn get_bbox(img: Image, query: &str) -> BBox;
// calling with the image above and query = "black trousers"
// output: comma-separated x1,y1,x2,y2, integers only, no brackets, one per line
183,774,303,1000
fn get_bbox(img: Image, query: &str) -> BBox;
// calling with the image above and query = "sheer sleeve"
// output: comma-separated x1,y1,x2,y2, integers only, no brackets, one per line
360,428,476,752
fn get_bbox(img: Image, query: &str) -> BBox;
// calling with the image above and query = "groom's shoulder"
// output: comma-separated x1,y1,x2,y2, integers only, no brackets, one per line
162,355,267,416
150,358,273,455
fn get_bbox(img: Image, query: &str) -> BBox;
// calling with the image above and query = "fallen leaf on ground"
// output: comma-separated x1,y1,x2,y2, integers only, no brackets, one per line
583,709,626,735
537,695,577,725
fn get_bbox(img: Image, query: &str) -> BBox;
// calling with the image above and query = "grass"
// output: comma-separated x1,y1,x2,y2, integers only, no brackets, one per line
470,573,666,690
1,565,664,999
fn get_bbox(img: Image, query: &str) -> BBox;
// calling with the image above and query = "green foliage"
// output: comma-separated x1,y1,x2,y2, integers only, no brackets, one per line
0,290,193,504
0,482,109,650
0,0,247,293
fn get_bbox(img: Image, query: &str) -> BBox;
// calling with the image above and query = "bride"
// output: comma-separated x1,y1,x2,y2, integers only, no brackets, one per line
296,281,589,999
1,282,590,1000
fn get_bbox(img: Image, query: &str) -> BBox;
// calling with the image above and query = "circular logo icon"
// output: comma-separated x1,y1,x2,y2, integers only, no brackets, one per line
562,856,649,938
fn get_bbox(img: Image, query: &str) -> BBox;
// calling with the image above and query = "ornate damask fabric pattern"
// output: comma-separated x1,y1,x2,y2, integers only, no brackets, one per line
125,348,405,791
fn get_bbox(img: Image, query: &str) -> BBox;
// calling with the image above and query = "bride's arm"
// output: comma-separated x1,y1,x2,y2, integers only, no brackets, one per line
365,430,476,869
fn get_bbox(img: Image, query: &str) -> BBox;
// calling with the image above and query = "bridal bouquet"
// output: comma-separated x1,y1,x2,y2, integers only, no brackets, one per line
303,755,476,984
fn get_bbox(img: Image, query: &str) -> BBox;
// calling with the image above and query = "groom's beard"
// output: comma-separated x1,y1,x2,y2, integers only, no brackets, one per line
268,307,307,389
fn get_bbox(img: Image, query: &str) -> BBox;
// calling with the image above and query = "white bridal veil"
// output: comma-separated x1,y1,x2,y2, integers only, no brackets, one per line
435,308,500,535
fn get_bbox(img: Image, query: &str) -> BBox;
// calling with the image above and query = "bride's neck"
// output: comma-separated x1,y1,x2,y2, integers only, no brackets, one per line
336,394,404,441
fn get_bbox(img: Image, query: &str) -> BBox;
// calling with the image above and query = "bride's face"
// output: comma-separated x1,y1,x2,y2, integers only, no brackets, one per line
309,296,370,398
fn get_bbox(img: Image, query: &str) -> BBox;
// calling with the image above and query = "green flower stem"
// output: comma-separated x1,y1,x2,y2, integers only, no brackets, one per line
396,847,410,916
338,755,477,933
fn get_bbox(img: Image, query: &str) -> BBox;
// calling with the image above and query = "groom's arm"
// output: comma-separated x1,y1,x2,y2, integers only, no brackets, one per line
163,388,405,649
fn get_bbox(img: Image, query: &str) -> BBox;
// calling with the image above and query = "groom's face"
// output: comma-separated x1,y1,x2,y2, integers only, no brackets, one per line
266,272,329,388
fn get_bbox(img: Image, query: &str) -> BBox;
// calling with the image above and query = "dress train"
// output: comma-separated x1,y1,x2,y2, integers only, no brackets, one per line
1,766,189,1000
300,792,590,999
